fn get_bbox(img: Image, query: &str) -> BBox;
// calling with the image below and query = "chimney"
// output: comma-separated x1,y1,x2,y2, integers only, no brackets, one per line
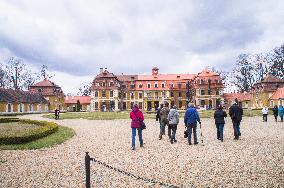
100,68,103,73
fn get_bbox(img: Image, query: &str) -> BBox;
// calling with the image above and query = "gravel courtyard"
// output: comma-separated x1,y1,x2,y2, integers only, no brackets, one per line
0,114,283,188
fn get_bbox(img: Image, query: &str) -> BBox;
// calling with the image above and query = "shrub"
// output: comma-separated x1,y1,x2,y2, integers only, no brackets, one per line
0,119,58,144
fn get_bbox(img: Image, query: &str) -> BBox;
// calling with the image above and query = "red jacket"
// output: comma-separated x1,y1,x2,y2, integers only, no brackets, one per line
130,107,144,128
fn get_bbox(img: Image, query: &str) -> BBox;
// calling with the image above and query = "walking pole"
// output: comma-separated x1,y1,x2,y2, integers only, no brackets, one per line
199,122,205,145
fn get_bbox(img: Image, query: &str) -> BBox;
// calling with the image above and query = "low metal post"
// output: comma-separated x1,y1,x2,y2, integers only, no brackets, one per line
85,152,91,188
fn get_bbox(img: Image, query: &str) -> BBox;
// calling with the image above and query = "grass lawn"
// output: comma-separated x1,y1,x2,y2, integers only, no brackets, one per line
0,125,75,150
42,109,266,120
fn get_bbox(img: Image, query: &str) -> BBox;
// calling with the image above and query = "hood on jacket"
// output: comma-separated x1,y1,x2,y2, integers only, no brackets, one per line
132,106,139,112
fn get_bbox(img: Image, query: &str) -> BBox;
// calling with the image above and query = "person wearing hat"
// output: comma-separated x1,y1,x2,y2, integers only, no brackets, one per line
130,104,144,150
184,103,201,145
214,105,227,142
168,105,179,144
229,98,243,140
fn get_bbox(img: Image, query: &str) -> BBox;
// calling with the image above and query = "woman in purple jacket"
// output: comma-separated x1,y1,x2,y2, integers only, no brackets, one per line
130,104,144,150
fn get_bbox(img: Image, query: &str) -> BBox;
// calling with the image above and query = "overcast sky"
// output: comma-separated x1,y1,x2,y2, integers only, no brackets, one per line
0,0,284,94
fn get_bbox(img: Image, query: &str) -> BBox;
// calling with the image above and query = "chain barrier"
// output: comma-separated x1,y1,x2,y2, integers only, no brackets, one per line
85,152,180,188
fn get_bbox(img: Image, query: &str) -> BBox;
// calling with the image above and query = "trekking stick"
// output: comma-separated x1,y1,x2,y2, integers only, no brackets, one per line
199,122,205,145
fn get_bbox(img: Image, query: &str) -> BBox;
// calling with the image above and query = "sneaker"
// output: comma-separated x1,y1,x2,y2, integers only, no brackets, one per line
140,144,143,147
194,142,198,145
170,139,173,144
131,146,135,150
174,139,177,143
189,142,192,145
221,139,224,142
159,135,162,140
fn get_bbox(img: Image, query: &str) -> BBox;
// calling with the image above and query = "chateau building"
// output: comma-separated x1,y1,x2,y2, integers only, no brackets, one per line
251,75,284,108
29,78,65,111
0,88,48,113
90,67,224,111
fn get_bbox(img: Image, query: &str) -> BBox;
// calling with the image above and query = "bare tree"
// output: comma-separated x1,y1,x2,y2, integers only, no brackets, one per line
0,63,6,88
269,44,284,79
77,82,91,96
231,54,255,92
3,57,37,90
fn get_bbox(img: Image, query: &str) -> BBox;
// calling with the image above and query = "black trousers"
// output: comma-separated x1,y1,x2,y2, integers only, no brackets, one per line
263,114,268,122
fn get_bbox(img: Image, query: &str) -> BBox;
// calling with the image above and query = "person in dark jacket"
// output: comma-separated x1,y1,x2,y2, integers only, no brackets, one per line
156,104,163,122
159,102,170,140
130,104,144,150
184,103,201,145
229,99,243,140
272,105,278,122
214,105,227,142
54,108,58,120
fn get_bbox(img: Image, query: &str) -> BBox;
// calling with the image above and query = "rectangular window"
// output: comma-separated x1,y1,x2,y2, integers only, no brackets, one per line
95,91,98,97
131,102,134,109
154,83,158,88
139,102,143,109
102,90,106,97
95,102,98,109
131,92,134,99
130,84,135,89
179,92,182,97
123,92,126,99
147,92,151,98
147,83,151,88
170,92,174,97
161,83,165,88
201,90,205,95
178,83,182,89
139,84,143,88
109,82,113,87
155,92,158,99
102,82,106,87
139,92,143,99
110,90,113,97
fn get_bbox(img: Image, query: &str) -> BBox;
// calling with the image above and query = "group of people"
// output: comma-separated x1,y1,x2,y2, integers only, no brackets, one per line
129,98,246,150
261,105,284,122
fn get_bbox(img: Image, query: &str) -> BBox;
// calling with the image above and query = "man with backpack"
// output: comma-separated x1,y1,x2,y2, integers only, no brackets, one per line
159,102,170,140
229,99,243,140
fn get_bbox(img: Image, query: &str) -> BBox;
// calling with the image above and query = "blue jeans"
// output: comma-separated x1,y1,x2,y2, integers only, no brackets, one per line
216,124,224,140
233,121,241,138
160,121,165,135
132,127,143,148
187,123,197,144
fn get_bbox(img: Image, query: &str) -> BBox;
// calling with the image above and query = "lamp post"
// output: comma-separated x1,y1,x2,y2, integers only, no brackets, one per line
186,81,191,106
208,79,212,109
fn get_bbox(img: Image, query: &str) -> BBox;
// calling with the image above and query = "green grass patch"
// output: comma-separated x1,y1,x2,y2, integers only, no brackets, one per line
0,160,7,164
0,125,75,150
42,109,265,120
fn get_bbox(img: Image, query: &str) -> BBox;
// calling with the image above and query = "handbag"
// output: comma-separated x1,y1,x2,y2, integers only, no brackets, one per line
133,111,146,130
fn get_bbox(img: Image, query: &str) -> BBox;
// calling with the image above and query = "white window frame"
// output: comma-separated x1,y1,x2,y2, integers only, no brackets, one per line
6,103,13,113
154,82,158,88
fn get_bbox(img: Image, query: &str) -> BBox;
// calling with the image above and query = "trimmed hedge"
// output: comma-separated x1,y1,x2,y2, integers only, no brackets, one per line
0,119,59,144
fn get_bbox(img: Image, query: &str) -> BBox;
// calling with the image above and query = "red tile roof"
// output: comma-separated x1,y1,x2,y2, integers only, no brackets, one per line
0,88,48,104
269,87,284,100
137,74,195,81
65,96,91,104
259,75,284,83
196,69,219,77
30,78,59,87
224,93,252,101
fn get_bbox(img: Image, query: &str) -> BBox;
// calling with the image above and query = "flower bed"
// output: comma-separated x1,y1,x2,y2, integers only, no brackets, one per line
0,118,58,144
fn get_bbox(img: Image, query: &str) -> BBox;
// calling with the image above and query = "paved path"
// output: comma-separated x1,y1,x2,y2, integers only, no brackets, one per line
0,114,283,187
